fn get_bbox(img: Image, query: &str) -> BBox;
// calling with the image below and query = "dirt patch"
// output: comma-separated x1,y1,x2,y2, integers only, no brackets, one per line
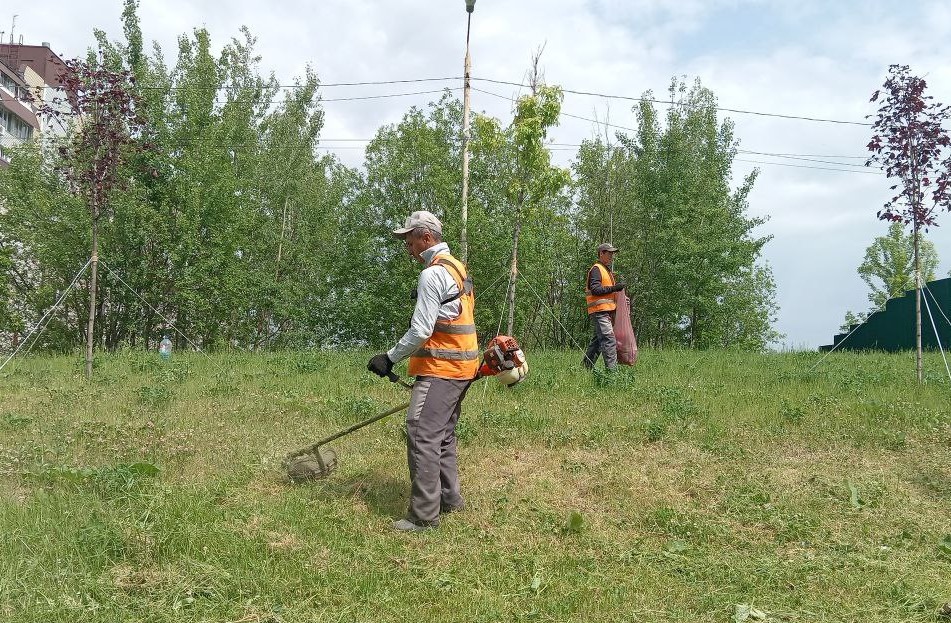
0,480,30,505
265,530,302,552
110,564,174,592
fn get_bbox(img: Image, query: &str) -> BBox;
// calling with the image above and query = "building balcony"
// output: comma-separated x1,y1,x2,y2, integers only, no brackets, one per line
0,91,39,132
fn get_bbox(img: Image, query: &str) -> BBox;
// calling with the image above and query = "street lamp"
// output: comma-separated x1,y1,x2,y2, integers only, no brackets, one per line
460,0,475,262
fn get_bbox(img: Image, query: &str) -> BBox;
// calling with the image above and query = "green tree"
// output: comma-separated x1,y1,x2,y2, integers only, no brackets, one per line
470,90,577,348
0,228,15,344
476,56,571,336
839,310,869,334
867,65,951,381
346,86,577,350
34,52,150,377
839,221,938,335
859,221,938,308
350,93,464,347
574,77,778,349
1,4,353,353
0,143,89,352
0,6,782,359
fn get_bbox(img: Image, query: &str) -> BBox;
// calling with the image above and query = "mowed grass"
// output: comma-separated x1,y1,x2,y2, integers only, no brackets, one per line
1,349,950,622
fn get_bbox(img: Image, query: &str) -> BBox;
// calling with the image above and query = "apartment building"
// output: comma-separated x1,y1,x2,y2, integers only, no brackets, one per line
0,41,65,166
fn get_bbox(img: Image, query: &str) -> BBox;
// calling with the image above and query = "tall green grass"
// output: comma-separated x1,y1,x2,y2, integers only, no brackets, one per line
1,349,950,622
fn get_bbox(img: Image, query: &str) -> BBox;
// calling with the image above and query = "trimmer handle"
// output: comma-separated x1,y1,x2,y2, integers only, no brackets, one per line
387,371,414,390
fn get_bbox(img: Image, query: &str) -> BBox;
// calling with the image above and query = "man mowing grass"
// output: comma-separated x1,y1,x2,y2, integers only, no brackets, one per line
367,210,478,532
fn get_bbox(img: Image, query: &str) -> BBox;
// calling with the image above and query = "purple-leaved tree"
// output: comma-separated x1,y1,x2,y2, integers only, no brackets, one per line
35,54,150,379
867,64,951,382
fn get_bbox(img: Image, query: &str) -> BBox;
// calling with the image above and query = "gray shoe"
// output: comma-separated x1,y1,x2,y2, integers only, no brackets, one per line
391,518,434,532
440,499,465,514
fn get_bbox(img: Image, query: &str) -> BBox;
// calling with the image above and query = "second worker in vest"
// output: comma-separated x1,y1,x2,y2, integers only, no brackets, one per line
367,210,478,533
583,242,627,371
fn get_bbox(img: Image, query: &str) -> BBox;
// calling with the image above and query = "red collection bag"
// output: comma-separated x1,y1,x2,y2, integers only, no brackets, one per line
613,293,638,365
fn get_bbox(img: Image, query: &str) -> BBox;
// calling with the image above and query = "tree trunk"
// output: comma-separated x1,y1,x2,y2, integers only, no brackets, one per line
505,216,523,336
85,212,99,379
275,195,289,278
257,195,291,351
143,308,155,350
548,276,561,346
690,305,698,349
908,136,923,384
914,221,922,383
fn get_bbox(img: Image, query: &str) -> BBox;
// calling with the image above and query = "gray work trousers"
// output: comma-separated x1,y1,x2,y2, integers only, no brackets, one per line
405,376,471,525
583,311,618,370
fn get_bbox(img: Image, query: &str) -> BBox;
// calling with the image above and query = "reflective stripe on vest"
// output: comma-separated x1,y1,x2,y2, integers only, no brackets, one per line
413,348,481,360
585,263,617,314
408,253,480,380
433,322,477,335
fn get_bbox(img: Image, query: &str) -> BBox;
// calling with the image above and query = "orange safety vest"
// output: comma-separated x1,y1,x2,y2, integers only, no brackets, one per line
408,253,480,380
585,262,617,314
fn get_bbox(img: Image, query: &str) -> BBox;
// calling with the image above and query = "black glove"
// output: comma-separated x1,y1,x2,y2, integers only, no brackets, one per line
613,282,626,292
367,353,394,378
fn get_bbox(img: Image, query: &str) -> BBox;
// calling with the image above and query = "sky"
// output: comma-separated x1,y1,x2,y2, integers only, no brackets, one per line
4,0,951,349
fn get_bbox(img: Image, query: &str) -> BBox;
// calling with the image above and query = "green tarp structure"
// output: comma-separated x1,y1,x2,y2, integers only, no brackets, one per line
821,277,951,352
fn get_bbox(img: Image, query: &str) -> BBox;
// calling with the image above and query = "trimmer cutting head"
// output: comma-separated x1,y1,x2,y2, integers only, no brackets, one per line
284,449,338,482
284,391,411,484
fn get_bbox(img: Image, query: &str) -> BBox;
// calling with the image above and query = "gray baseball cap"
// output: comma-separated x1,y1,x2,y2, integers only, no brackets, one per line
597,242,619,252
392,210,443,238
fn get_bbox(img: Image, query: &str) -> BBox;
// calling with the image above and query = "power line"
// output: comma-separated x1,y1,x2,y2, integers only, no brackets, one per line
474,86,647,133
160,86,460,106
0,129,882,174
739,150,868,160
472,77,872,127
547,141,871,163
473,86,879,174
30,71,873,126
316,140,872,164
0,136,882,172
33,76,464,91
734,158,883,175
3,84,881,172
736,150,873,168
12,133,872,162
320,87,459,102
310,77,460,88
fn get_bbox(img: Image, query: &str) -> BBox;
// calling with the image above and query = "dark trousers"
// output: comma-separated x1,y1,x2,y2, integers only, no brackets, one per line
405,376,471,525
583,311,618,370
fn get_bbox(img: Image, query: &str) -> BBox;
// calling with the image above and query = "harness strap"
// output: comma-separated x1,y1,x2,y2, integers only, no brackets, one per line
408,257,474,305
434,258,473,302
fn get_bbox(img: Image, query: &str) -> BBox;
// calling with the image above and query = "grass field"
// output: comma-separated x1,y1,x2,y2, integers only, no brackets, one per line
1,349,950,622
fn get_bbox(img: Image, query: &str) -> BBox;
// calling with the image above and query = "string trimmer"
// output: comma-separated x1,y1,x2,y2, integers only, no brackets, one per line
283,372,412,482
283,336,528,482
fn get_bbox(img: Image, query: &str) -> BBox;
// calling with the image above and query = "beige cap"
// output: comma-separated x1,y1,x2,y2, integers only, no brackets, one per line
392,210,443,238
597,242,619,252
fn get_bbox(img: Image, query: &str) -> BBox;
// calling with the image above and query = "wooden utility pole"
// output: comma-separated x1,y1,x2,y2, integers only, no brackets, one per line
460,1,475,262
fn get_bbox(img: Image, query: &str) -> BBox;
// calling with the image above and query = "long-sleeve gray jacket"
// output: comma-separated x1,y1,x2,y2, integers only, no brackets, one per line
587,263,623,296
387,242,463,363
